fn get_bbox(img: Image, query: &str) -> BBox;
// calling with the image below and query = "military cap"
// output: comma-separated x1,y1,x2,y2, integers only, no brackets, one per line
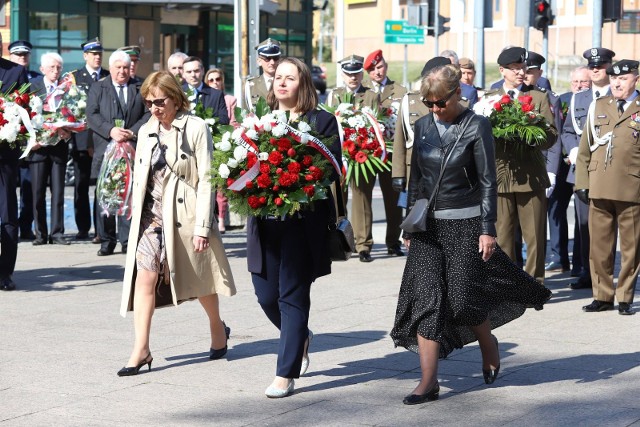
364,49,383,71
459,57,475,70
339,55,364,74
583,47,615,68
118,45,141,60
526,51,546,69
8,40,32,55
497,47,527,66
421,56,451,77
81,37,103,53
255,38,282,57
606,59,639,76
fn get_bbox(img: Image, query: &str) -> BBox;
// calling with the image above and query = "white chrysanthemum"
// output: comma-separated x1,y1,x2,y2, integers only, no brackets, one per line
241,114,258,130
272,122,287,137
231,127,244,141
378,123,386,133
233,146,248,161
297,121,311,133
30,96,43,114
258,152,269,161
76,100,86,111
218,163,230,178
30,114,44,129
336,103,354,115
273,110,288,123
68,86,78,98
299,133,309,144
204,118,216,125
227,158,238,168
0,122,19,142
347,115,366,129
245,129,258,140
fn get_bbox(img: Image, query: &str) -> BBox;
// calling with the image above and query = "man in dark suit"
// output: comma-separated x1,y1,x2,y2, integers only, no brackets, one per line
562,48,615,290
28,52,71,246
9,40,41,241
71,37,109,241
480,47,557,283
0,52,29,290
87,50,150,256
181,56,229,125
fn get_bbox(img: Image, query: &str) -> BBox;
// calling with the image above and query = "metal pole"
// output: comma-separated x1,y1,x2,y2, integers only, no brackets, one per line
434,0,440,56
234,0,243,100
317,7,324,64
403,44,408,88
593,0,603,48
542,27,549,75
475,0,485,88
248,0,260,77
336,0,345,88
523,1,530,50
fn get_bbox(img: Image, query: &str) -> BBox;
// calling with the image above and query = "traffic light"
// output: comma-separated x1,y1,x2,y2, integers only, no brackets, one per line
532,0,554,31
426,7,451,37
438,16,451,35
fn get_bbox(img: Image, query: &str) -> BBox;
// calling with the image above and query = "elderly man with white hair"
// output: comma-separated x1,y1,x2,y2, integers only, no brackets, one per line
28,52,72,246
87,50,150,256
167,52,188,82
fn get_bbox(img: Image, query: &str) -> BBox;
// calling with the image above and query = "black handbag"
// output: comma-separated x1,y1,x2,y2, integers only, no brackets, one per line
327,180,355,261
400,112,473,233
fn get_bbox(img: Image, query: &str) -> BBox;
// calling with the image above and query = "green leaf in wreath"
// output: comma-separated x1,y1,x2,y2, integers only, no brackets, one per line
254,97,271,118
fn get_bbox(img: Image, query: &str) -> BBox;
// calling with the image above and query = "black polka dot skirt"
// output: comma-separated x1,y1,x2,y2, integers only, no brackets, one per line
390,216,551,359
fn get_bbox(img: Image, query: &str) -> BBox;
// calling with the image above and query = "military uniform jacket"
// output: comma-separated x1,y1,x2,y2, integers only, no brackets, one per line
244,74,269,110
326,85,377,109
561,89,596,184
375,80,407,109
483,86,557,192
72,67,110,152
391,91,428,178
575,94,640,203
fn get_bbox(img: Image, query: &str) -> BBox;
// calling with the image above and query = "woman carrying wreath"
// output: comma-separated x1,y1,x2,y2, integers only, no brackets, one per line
390,61,551,405
117,71,236,376
246,57,341,398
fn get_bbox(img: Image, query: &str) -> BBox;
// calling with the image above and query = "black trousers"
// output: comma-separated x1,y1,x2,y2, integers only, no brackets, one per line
73,151,92,234
0,159,19,278
251,217,312,379
18,163,34,236
546,178,573,267
30,159,66,239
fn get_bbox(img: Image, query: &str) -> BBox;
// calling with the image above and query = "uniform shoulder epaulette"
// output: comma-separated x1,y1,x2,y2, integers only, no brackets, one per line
533,86,547,93
246,75,258,81
483,89,500,97
98,75,108,82
461,96,469,102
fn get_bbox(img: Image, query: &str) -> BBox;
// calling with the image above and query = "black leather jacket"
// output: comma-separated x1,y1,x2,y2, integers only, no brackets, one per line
407,109,497,236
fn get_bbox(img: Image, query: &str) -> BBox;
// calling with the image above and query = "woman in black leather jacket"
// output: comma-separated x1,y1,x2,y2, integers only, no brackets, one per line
390,63,551,405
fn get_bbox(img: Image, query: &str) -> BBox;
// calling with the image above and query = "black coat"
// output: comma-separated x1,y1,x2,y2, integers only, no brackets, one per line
86,76,150,178
246,109,341,280
183,83,230,125
71,67,110,152
0,58,29,161
27,76,68,164
408,109,497,236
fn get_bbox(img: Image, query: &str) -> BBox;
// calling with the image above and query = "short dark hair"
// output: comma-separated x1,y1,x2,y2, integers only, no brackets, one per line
183,56,204,70
267,57,318,114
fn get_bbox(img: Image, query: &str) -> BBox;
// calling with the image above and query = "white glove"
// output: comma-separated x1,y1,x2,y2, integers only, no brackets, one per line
546,172,556,198
568,147,579,165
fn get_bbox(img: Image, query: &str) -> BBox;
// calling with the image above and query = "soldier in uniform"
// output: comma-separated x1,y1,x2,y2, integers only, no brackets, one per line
364,49,406,256
326,55,376,108
118,45,144,84
439,50,478,107
481,47,557,283
244,38,281,110
71,37,110,241
9,41,40,241
562,48,614,290
575,59,640,315
459,57,484,98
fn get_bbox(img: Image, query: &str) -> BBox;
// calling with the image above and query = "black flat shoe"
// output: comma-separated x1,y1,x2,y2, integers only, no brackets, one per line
359,251,372,263
210,322,231,360
582,300,614,312
97,248,114,256
50,236,70,245
570,279,592,290
618,302,635,316
117,353,153,377
403,382,440,405
387,244,405,256
483,335,500,385
0,276,16,291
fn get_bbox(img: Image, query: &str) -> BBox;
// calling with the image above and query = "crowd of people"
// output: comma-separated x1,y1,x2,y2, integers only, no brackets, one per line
0,34,637,402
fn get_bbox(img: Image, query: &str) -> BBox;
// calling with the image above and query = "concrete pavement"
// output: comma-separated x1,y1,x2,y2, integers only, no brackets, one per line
1,190,639,426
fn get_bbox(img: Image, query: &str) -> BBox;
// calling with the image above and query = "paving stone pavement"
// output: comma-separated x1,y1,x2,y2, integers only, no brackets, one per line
2,188,639,426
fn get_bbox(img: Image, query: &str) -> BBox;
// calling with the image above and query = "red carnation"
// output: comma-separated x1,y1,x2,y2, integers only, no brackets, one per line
287,162,301,174
305,174,314,181
226,178,235,187
303,185,315,197
277,138,291,152
259,163,271,174
373,147,382,157
259,196,267,205
247,152,258,168
67,115,77,123
500,95,512,104
355,152,368,163
276,167,283,175
302,155,313,166
279,172,299,187
521,103,534,113
272,185,280,192
269,151,284,165
274,197,284,206
19,125,27,134
270,137,277,145
239,170,246,176
60,106,71,116
247,195,261,209
287,148,296,157
309,166,323,180
257,173,272,188
245,181,254,189
493,102,503,112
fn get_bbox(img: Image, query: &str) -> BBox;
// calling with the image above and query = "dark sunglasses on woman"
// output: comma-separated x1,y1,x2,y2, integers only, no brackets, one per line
144,97,168,108
424,89,457,109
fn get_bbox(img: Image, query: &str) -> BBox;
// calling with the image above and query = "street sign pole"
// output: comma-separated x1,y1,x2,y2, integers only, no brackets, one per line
434,0,440,56
403,44,408,88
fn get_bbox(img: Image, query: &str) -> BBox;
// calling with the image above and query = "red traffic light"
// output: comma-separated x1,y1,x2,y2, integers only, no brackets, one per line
537,2,548,12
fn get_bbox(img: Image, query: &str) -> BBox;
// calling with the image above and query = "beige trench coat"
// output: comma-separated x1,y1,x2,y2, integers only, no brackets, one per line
120,112,236,317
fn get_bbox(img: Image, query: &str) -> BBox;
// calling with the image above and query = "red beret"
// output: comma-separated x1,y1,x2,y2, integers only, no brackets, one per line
364,49,383,71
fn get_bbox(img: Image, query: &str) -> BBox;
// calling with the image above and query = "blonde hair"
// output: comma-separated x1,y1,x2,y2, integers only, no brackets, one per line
420,64,462,100
205,68,224,86
141,71,190,112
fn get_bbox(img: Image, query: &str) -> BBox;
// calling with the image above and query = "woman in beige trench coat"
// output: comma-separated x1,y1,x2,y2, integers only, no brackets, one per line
117,71,236,376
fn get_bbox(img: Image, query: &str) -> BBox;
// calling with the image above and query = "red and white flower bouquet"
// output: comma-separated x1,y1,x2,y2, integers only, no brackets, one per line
0,83,44,153
211,100,340,218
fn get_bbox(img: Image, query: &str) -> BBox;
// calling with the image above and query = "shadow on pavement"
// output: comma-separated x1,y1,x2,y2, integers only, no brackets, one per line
13,265,125,291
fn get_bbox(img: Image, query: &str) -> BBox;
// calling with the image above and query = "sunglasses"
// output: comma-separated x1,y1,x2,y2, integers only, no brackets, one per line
208,77,222,83
259,56,278,63
144,97,168,108
424,89,457,109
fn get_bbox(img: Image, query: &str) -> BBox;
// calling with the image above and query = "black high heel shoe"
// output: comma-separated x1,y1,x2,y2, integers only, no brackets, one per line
117,353,153,377
483,335,500,385
209,321,231,360
402,381,440,405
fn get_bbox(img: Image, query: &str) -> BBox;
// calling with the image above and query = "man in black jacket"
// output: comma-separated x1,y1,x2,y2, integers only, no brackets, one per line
87,50,150,256
71,37,109,241
181,56,229,125
0,52,29,290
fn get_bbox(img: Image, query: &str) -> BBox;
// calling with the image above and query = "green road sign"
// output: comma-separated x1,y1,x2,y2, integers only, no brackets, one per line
384,20,424,44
